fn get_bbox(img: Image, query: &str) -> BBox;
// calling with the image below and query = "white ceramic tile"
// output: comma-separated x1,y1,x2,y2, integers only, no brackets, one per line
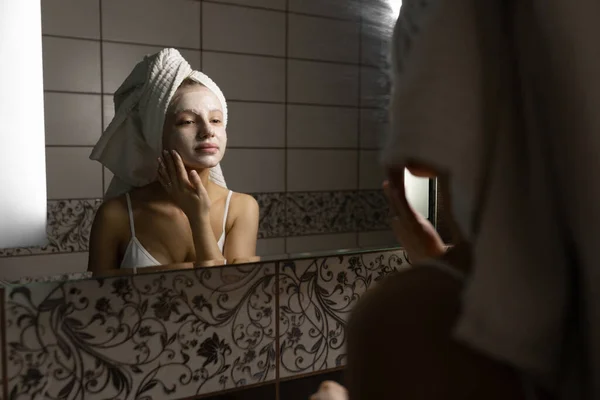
361,22,392,67
221,149,285,192
360,66,389,108
288,0,359,20
41,0,100,39
227,102,285,147
359,150,384,190
103,43,201,93
102,0,201,48
288,60,358,106
286,233,357,254
360,108,388,149
203,52,285,102
46,147,102,199
256,238,286,256
203,3,285,56
0,252,89,281
287,105,358,148
42,37,101,92
287,149,357,191
44,93,102,146
288,14,359,63
358,230,398,248
208,0,285,10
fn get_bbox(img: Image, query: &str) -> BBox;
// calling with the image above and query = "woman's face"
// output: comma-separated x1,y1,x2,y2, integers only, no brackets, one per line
163,84,227,170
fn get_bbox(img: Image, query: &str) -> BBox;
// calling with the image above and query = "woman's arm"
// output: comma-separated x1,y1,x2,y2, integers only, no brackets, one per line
88,200,124,275
345,268,526,400
222,193,259,262
187,214,226,263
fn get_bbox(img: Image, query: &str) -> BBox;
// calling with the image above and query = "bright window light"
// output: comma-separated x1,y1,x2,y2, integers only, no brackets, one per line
0,0,48,248
405,169,430,219
388,0,402,17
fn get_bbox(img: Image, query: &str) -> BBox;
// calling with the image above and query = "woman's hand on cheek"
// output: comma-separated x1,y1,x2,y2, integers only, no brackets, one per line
158,150,211,219
384,167,446,263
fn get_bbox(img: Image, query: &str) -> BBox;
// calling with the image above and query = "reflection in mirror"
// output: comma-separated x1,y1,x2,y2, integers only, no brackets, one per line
0,0,434,282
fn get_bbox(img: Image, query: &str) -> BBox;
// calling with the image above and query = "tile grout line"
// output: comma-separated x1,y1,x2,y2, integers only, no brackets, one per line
283,0,290,257
98,0,105,197
43,35,381,68
274,260,281,400
199,0,203,69
44,91,383,109
356,0,363,247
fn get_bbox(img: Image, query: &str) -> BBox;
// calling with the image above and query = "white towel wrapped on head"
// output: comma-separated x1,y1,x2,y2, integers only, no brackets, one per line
91,48,228,199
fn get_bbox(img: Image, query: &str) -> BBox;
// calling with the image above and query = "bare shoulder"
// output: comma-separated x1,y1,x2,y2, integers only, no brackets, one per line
92,196,129,234
229,192,259,215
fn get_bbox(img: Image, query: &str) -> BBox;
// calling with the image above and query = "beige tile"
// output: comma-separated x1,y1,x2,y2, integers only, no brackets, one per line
44,93,102,145
287,149,357,191
360,66,389,108
102,43,201,93
102,0,200,48
41,0,100,39
220,149,285,193
42,37,101,92
358,230,398,248
0,252,89,281
285,233,357,254
256,238,286,257
203,52,285,102
287,105,357,148
289,14,359,63
288,0,359,20
203,3,285,56
360,108,388,149
46,147,102,199
359,150,384,190
227,102,285,147
288,60,358,106
208,0,285,10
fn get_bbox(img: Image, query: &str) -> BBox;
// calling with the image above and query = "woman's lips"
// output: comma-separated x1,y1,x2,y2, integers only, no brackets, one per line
194,145,219,154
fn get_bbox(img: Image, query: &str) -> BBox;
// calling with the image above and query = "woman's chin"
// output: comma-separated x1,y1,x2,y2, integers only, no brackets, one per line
183,159,220,170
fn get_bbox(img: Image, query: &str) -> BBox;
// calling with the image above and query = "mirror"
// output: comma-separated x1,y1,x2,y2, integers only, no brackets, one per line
0,0,436,281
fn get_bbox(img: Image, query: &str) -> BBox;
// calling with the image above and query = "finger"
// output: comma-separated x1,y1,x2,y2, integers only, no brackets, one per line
162,150,179,188
189,169,204,193
157,159,171,184
171,150,192,188
157,169,172,193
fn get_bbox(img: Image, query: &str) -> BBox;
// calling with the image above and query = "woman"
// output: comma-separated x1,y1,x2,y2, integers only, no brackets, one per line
88,49,259,274
312,0,599,397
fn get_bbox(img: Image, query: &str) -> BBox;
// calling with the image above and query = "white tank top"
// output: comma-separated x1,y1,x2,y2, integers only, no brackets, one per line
120,191,233,269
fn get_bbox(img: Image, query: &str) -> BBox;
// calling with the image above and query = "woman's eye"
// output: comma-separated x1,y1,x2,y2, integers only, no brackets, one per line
178,120,195,125
211,119,221,124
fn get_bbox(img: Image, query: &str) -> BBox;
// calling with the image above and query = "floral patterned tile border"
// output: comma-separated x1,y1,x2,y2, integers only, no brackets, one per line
278,249,409,378
0,199,101,257
4,263,278,399
285,191,358,236
0,191,394,258
2,249,411,399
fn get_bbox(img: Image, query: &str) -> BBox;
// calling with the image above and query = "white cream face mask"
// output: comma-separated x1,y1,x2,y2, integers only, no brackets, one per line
170,89,224,121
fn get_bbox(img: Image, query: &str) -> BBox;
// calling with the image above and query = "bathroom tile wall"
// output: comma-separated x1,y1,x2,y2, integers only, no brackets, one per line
0,0,396,280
